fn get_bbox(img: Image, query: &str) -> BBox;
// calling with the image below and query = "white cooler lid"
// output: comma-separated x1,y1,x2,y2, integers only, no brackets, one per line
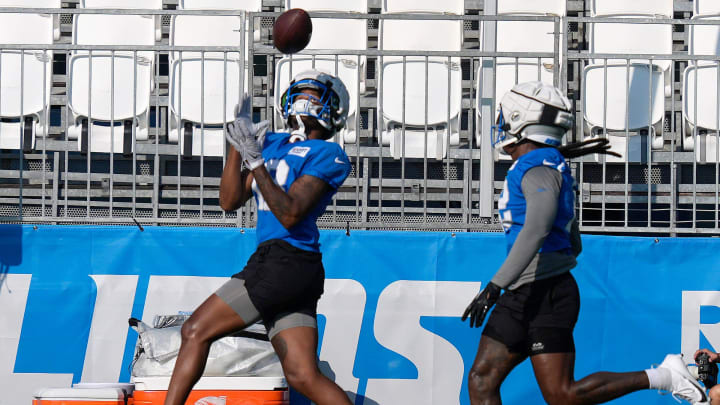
34,388,125,400
132,376,287,391
73,383,134,395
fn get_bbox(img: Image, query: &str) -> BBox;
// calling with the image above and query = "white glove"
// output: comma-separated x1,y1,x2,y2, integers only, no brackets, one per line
226,94,270,170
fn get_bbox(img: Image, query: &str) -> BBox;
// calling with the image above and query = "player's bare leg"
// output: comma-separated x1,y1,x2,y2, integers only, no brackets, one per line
531,352,649,405
164,294,248,405
468,335,528,405
271,326,353,405
710,385,720,404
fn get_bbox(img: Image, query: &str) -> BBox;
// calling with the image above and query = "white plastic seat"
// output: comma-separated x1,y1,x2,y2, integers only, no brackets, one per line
67,0,161,154
476,1,566,159
589,15,672,72
0,0,59,151
381,57,462,159
694,0,720,15
379,0,463,159
688,15,720,63
592,0,673,17
383,0,463,14
583,1,672,161
183,0,261,9
583,63,664,163
497,0,566,16
69,54,154,154
682,15,720,162
168,0,260,157
683,64,720,162
275,0,367,146
287,0,364,13
584,64,664,135
590,0,673,97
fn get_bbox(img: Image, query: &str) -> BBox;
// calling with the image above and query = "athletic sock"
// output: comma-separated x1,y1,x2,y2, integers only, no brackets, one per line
645,367,673,391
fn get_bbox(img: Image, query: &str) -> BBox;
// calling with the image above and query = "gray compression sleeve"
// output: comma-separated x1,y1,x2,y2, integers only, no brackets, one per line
490,166,562,289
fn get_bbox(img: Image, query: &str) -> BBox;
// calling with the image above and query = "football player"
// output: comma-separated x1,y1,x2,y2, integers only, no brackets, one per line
164,70,354,405
462,81,707,405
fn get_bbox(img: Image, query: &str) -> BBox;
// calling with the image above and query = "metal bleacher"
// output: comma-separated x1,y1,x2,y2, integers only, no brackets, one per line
0,0,717,235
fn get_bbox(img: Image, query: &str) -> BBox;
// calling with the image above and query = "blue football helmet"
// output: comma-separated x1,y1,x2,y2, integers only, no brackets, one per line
279,69,350,135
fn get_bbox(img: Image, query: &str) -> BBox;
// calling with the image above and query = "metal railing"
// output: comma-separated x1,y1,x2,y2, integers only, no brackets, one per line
0,5,717,235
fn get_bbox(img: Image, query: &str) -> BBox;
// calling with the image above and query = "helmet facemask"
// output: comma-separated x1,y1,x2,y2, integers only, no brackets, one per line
282,80,340,126
279,72,348,141
492,107,522,154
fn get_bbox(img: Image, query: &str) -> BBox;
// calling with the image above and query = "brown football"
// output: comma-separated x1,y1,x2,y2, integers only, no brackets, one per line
273,8,313,54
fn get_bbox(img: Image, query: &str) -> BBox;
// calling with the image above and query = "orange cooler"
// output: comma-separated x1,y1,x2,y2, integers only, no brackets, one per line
33,388,127,405
132,377,288,405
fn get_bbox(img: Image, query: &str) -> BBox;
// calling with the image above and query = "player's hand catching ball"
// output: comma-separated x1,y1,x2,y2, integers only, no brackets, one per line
226,94,270,170
462,282,502,328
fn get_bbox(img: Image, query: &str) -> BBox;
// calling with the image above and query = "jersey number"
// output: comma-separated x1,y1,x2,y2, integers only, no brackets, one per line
498,179,512,231
253,159,290,211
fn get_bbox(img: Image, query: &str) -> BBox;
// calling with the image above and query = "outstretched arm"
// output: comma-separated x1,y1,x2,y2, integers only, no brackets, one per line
462,166,564,328
490,166,561,288
252,168,330,229
219,94,268,211
219,148,254,211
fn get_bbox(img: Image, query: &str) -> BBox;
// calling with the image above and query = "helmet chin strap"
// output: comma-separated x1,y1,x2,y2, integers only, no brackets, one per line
289,115,307,143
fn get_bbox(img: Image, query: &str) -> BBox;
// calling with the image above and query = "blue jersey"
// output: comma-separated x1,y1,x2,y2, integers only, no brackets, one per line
252,131,351,252
498,147,575,254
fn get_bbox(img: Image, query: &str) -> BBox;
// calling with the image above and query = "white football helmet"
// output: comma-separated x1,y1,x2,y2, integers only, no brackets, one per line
492,81,574,153
278,69,350,136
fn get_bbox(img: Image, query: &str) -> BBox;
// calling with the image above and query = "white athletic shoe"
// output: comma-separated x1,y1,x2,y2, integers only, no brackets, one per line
657,354,708,403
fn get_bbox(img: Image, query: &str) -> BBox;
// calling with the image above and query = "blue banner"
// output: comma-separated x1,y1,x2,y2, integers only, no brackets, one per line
2,224,720,404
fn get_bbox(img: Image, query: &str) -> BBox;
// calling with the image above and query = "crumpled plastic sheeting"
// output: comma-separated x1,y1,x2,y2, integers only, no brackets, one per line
130,319,283,377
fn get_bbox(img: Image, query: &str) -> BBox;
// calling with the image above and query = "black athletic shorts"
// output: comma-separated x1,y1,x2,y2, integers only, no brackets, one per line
230,239,325,330
482,272,580,356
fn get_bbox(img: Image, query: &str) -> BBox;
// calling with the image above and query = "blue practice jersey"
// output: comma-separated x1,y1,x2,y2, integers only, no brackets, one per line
252,131,351,252
498,147,575,254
